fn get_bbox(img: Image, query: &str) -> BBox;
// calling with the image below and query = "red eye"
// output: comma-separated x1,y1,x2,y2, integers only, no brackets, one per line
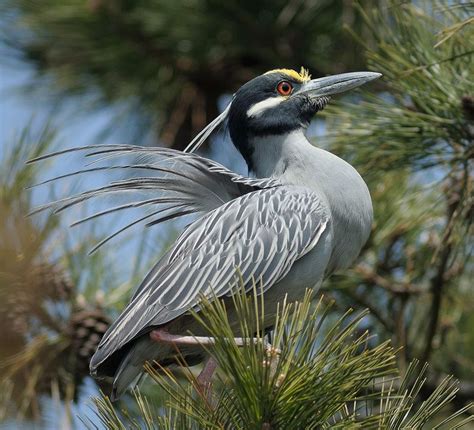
277,81,293,96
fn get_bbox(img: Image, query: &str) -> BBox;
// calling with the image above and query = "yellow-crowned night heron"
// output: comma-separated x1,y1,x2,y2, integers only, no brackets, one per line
32,68,381,399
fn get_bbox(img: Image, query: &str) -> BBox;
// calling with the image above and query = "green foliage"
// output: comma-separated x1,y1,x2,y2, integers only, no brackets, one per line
2,0,379,147
0,125,69,419
323,1,473,175
1,0,473,427
86,288,473,429
0,127,116,420
319,0,473,390
374,361,473,429
0,124,59,261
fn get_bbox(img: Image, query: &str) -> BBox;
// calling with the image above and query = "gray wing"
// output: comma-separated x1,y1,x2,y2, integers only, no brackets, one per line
91,186,329,372
29,144,279,252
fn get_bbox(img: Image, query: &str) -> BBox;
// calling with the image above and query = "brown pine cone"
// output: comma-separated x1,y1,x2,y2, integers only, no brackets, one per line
68,306,111,378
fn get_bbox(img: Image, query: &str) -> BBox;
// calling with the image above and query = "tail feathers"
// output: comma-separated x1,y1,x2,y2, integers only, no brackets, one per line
110,336,173,401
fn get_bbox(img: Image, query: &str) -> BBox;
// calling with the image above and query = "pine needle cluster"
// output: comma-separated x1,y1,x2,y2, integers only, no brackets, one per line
85,288,473,429
320,0,473,399
0,128,113,420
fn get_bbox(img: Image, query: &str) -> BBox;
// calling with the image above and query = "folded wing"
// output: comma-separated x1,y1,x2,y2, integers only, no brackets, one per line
91,186,329,374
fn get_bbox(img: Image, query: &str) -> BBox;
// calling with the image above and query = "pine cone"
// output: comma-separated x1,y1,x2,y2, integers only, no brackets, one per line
461,95,474,122
32,262,74,302
0,290,30,342
1,261,74,337
68,306,111,379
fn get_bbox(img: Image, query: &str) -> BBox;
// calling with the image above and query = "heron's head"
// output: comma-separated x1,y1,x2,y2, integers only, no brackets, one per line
227,68,381,170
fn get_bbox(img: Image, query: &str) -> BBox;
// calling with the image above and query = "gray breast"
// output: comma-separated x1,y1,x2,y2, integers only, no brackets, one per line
270,143,373,273
247,130,373,274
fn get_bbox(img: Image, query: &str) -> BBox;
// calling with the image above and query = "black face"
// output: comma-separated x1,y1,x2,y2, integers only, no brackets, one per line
228,72,328,169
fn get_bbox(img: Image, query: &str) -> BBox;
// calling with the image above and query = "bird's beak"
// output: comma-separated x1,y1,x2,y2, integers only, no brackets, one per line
295,71,382,98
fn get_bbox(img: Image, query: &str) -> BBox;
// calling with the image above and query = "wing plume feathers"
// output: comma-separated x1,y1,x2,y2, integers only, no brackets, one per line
30,145,279,250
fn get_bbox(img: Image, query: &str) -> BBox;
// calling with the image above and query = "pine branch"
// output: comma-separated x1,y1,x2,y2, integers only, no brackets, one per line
86,286,473,428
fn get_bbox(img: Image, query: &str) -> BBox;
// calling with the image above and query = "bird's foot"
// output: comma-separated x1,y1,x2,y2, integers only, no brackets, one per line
262,344,284,385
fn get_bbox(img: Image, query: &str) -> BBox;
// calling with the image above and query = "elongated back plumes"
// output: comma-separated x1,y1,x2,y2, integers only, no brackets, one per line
29,143,278,254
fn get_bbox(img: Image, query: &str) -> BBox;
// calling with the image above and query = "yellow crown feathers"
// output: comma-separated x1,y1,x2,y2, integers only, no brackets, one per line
265,67,311,83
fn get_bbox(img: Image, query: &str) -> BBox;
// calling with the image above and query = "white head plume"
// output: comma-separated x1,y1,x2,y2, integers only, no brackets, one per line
183,101,232,153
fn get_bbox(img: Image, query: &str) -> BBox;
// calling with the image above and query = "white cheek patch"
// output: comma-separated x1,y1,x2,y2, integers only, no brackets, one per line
246,97,284,118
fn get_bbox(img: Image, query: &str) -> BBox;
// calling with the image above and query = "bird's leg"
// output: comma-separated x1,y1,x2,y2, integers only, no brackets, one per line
150,329,281,353
196,356,218,399
197,356,218,385
150,329,284,387
150,329,218,346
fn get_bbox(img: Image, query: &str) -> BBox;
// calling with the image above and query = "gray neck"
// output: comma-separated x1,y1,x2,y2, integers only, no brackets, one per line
249,130,315,179
249,130,373,271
